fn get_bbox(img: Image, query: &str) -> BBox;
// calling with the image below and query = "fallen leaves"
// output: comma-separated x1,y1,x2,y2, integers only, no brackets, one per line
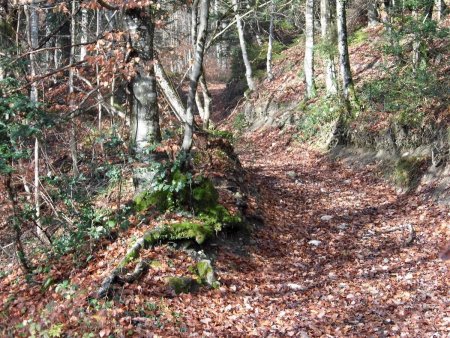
1,129,449,336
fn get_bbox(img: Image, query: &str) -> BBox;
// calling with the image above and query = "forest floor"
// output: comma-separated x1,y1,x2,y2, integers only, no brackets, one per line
2,126,449,337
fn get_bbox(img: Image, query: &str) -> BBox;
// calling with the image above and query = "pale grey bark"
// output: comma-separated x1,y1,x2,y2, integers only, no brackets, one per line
191,0,199,46
182,0,210,152
435,0,447,21
28,2,38,102
154,57,186,122
96,9,102,133
368,1,379,26
320,0,337,96
125,10,161,157
266,0,274,81
198,72,212,129
26,2,49,244
69,0,79,176
336,0,356,103
80,8,88,60
190,0,213,129
232,0,256,92
435,0,442,21
304,0,316,98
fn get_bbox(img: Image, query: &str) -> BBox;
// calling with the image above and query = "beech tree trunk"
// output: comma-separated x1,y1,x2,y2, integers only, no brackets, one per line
69,0,79,176
336,0,356,104
232,0,256,92
368,1,379,26
26,2,49,244
80,8,88,60
198,72,212,129
182,0,210,152
191,0,213,130
304,0,316,98
320,0,337,96
266,0,275,81
126,10,162,157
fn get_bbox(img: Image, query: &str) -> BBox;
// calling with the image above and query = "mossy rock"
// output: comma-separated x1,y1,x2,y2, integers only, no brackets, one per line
393,157,426,189
150,260,163,269
170,221,213,244
192,178,219,210
199,204,242,232
195,260,219,288
167,276,197,294
134,190,169,212
208,130,234,141
143,221,213,246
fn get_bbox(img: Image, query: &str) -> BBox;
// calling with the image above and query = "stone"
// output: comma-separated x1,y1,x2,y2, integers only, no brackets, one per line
321,215,333,221
287,171,297,179
286,283,306,291
338,223,349,230
308,240,322,246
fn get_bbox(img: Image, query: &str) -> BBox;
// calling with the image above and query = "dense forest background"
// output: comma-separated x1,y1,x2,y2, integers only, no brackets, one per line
0,0,449,336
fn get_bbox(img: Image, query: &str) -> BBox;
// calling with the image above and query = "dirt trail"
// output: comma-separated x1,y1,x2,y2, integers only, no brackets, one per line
168,129,448,336
133,129,448,336
1,129,448,337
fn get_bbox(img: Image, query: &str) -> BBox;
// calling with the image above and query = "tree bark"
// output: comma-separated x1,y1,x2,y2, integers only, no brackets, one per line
336,0,356,104
80,8,88,60
198,72,212,129
126,9,162,157
266,0,275,81
320,0,337,96
182,0,210,152
231,0,256,92
304,0,316,98
154,57,186,123
69,0,79,176
191,0,213,130
368,1,379,26
26,1,49,244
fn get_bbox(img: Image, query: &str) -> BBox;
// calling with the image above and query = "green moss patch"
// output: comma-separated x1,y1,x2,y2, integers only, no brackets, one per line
134,190,169,212
166,276,197,294
392,157,427,190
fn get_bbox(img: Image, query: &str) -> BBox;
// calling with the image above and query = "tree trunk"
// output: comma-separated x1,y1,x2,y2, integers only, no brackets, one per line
199,72,212,129
69,0,79,176
80,8,88,60
26,2,49,244
266,0,275,81
336,0,356,104
191,0,213,130
28,2,38,103
231,0,256,92
96,9,102,136
126,11,161,157
320,0,337,96
304,0,316,98
182,0,210,152
154,57,186,123
435,0,442,21
368,1,379,26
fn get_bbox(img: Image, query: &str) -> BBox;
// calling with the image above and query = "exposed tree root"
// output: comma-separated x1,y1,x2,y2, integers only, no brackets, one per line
97,224,219,298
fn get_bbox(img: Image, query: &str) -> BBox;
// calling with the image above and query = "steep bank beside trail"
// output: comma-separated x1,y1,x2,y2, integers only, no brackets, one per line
223,20,450,201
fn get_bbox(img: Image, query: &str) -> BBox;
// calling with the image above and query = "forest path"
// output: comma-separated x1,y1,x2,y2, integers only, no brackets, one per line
197,128,448,336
